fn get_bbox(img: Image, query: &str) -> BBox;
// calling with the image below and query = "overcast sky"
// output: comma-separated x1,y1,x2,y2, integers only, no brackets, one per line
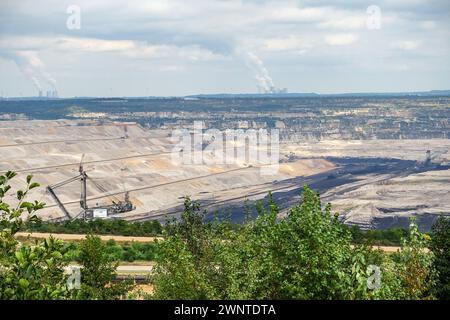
0,0,449,97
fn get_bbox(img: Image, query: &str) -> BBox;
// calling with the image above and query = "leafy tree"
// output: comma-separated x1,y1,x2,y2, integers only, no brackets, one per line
152,187,358,299
74,234,134,300
216,188,355,299
0,171,71,299
261,188,359,299
393,218,434,300
430,216,450,299
1,237,71,299
151,187,441,300
152,197,213,299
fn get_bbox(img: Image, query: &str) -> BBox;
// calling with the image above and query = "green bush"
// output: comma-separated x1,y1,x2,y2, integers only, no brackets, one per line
430,216,450,299
349,226,409,246
73,234,134,300
151,187,439,300
0,172,71,299
64,240,157,262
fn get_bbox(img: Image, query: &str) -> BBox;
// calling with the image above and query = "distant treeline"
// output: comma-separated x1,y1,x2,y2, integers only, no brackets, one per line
23,218,163,237
24,217,410,246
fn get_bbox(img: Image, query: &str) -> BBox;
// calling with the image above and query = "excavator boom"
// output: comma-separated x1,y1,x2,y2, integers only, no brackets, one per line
46,186,71,220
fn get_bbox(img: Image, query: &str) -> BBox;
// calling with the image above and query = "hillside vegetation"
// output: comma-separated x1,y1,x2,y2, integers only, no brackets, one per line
1,171,449,300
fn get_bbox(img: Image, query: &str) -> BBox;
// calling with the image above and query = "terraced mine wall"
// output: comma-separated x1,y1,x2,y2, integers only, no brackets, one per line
1,95,449,231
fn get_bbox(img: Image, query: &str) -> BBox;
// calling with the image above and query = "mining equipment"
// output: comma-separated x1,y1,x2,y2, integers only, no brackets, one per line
46,154,135,221
424,149,448,167
425,150,432,166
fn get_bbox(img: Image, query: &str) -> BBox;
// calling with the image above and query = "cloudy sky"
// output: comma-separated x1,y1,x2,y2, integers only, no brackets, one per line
0,0,449,97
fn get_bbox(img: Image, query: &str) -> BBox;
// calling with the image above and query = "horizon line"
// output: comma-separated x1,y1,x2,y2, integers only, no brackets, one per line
1,89,450,100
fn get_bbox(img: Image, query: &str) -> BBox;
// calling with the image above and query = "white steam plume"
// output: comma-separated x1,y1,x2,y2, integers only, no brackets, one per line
236,48,277,93
3,50,56,91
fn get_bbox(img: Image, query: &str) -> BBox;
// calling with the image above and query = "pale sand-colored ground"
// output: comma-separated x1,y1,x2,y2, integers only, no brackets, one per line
15,232,162,243
283,139,450,162
0,120,336,221
1,120,448,228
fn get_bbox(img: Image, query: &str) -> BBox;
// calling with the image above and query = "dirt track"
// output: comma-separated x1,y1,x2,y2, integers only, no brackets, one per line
15,232,162,243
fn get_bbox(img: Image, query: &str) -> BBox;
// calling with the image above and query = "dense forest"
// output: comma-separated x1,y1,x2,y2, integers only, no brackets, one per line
1,171,449,300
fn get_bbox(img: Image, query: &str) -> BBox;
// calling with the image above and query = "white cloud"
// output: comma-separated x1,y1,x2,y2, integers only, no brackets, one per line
419,20,437,30
324,33,359,46
0,36,224,61
269,6,331,22
392,40,421,51
58,37,223,61
263,36,312,53
0,0,448,96
318,16,366,30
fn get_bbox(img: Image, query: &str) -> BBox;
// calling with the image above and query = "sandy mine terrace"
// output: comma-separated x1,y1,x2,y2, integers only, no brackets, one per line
1,119,449,229
0,120,335,220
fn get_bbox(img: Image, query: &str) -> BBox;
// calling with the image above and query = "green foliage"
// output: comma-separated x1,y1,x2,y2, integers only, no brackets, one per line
348,220,438,300
24,218,162,237
151,187,441,300
152,187,356,299
349,226,408,246
152,197,213,299
73,234,134,300
119,242,156,262
430,216,450,299
391,218,434,299
65,240,157,262
0,172,71,299
1,237,71,299
272,189,354,299
2,170,444,300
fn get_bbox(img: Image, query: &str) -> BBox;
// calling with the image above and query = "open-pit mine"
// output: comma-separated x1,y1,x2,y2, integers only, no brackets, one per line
0,95,449,230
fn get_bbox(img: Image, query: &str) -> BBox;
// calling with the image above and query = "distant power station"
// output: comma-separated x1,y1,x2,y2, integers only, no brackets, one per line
38,89,58,98
258,87,288,94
